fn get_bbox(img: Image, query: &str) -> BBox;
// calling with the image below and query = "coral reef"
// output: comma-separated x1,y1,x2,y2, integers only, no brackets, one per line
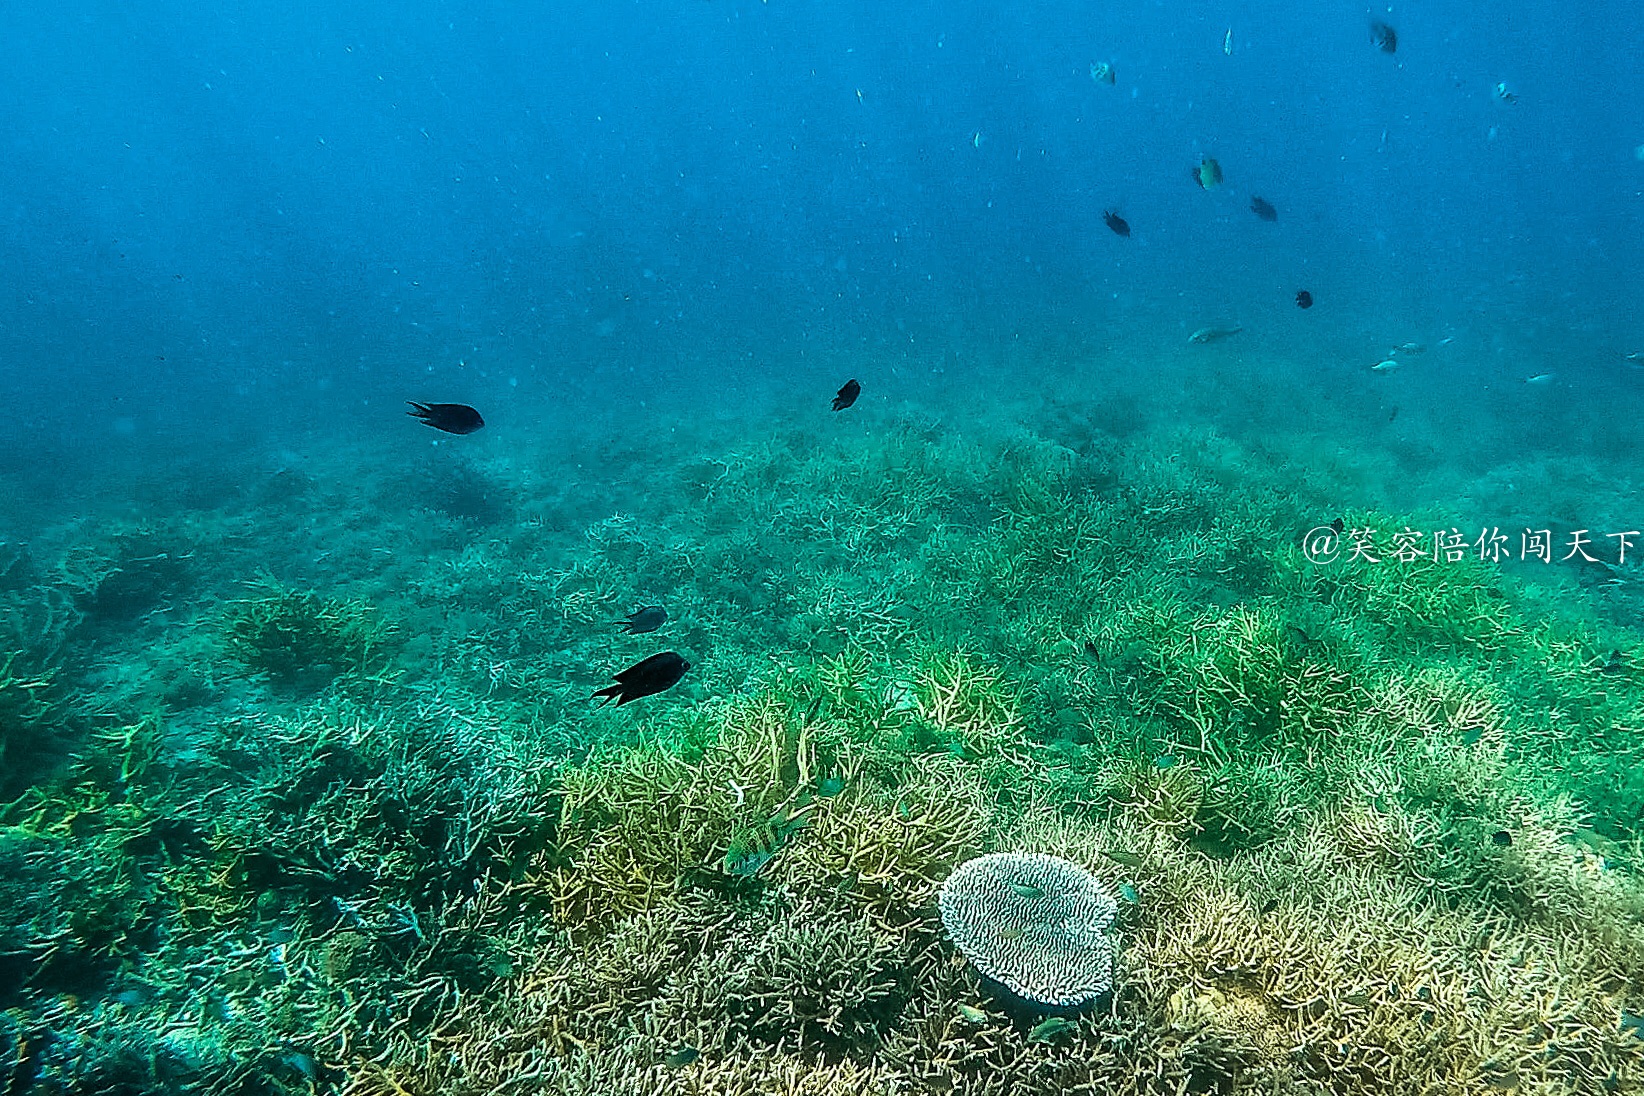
938,852,1117,1008
221,583,396,688
1,412,1642,1096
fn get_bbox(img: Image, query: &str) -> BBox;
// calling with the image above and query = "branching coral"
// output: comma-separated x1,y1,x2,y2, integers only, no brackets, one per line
222,582,396,687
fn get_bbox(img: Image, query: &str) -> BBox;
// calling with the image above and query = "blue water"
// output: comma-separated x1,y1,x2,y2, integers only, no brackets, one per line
5,0,1642,523
7,6,1644,1093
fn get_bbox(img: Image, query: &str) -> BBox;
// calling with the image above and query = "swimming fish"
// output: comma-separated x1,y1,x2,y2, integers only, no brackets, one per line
1222,28,1233,56
957,1003,989,1023
1104,849,1145,869
614,606,667,634
1028,1016,1076,1042
1491,829,1513,847
407,402,485,435
1391,342,1426,354
722,807,809,876
1188,326,1242,344
1370,21,1397,54
1102,210,1131,237
1007,881,1046,899
1525,373,1555,385
591,651,691,706
1193,157,1224,189
1493,82,1517,105
832,379,861,411
1295,289,1313,309
1249,196,1277,221
1090,61,1116,85
663,1045,700,1069
1370,360,1401,373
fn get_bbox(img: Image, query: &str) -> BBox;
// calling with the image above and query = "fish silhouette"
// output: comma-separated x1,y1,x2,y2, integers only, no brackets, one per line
614,606,667,634
591,651,691,706
832,379,861,411
407,402,485,435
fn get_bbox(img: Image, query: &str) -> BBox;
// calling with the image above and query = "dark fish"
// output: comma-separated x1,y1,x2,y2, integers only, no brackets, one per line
1295,289,1313,309
614,605,667,634
591,651,691,706
1598,649,1629,675
1331,517,1344,535
1104,849,1145,869
1193,157,1224,189
1249,196,1277,222
407,401,485,435
832,379,861,411
1256,897,1279,916
1103,210,1131,237
1491,829,1512,847
1083,640,1100,657
1370,21,1397,54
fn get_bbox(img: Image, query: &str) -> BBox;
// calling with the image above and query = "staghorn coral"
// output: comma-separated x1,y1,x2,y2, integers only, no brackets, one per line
938,852,1118,1008
222,582,395,688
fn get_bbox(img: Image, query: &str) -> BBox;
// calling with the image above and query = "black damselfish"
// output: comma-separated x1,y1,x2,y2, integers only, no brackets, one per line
407,402,485,435
591,651,691,706
832,379,861,411
1295,289,1314,309
1249,196,1277,222
615,606,667,634
1103,210,1131,237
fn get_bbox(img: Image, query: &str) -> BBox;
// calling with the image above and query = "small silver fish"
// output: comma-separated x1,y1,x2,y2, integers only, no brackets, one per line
1370,359,1401,373
1525,373,1555,385
1391,342,1426,354
1222,28,1233,55
1188,326,1242,344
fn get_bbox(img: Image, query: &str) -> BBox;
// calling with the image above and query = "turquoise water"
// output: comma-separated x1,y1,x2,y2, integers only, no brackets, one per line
3,2,1643,1093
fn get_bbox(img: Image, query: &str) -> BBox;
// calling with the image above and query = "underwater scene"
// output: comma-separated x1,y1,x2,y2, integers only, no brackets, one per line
4,1,1644,1093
